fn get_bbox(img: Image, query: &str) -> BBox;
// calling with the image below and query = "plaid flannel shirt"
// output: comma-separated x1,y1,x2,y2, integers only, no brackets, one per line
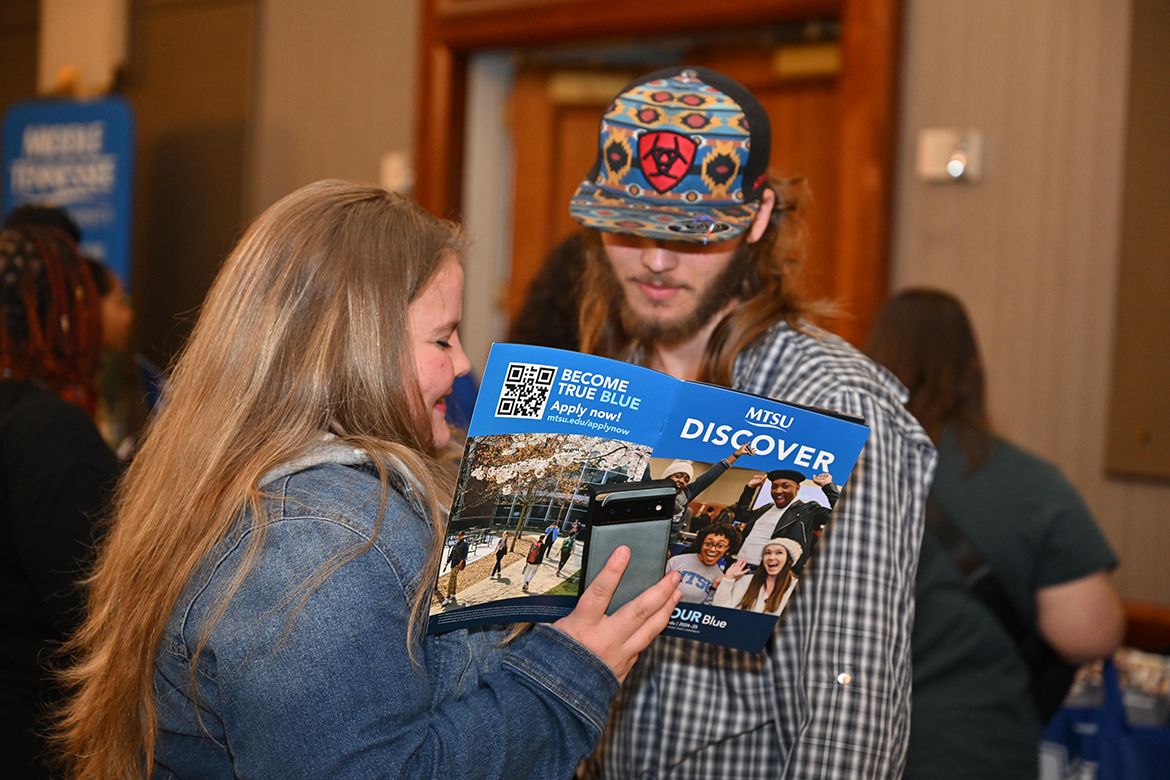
583,322,935,779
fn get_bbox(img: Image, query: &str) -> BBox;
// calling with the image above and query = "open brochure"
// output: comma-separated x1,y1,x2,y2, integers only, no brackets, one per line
427,343,871,652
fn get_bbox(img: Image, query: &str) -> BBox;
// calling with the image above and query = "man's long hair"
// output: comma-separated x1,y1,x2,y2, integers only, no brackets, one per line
864,288,992,469
577,178,823,386
508,232,586,351
55,181,463,778
0,225,102,413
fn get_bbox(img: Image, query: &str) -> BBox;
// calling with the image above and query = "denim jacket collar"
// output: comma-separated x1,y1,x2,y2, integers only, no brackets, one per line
258,435,370,489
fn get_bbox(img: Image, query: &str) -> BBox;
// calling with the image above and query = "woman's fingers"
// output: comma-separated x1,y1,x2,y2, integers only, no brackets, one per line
610,572,682,651
552,548,682,681
574,545,630,619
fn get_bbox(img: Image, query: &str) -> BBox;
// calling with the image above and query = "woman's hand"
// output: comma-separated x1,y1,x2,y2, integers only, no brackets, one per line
553,547,681,682
723,558,750,582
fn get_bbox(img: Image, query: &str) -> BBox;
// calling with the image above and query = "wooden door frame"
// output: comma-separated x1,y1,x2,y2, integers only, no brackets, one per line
415,0,901,342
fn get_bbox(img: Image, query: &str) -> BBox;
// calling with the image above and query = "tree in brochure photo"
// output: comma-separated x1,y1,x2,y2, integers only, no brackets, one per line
428,344,871,652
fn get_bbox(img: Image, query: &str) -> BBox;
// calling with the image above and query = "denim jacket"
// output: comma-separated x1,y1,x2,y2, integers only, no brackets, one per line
153,444,617,778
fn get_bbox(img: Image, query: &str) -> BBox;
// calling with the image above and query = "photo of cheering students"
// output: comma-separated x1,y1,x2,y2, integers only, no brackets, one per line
712,538,802,615
654,456,846,612
734,469,838,572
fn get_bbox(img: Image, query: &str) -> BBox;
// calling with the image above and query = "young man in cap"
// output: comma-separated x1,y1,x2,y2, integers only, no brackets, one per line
569,66,935,778
734,469,837,572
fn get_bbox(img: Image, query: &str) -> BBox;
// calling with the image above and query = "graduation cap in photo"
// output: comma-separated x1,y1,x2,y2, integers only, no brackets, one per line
766,469,807,484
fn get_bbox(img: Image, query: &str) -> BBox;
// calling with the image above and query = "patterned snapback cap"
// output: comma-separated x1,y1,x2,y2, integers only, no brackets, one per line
569,66,772,244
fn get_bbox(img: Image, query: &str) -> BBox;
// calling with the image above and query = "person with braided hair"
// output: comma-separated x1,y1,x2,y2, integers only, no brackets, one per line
4,205,141,453
0,224,120,778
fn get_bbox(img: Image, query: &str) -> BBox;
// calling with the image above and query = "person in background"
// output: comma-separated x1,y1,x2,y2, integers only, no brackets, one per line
522,537,547,593
4,205,143,454
570,66,934,778
865,288,1124,779
507,232,587,351
441,531,469,606
0,225,121,779
557,533,576,576
714,506,734,526
490,533,509,578
542,520,560,555
54,181,681,778
687,505,714,534
83,258,134,354
82,257,142,455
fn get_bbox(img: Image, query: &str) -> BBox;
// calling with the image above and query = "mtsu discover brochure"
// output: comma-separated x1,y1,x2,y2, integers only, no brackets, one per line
427,343,870,652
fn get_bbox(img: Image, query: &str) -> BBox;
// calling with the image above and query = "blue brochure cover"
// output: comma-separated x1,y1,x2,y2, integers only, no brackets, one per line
427,343,870,652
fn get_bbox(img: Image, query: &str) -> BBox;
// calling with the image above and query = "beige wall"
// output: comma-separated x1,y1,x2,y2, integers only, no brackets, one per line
893,0,1168,603
248,0,420,215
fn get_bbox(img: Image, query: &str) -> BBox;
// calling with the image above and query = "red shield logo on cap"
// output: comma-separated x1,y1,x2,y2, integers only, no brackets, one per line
637,131,697,193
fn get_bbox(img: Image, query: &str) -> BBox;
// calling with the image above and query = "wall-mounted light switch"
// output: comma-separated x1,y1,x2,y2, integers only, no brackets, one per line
380,150,414,194
916,128,985,183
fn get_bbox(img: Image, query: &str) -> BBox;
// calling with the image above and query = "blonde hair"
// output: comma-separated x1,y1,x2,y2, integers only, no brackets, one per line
56,181,462,778
578,177,827,386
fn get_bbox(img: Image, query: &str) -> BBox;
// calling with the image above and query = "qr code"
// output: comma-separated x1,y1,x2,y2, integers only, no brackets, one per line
495,362,557,419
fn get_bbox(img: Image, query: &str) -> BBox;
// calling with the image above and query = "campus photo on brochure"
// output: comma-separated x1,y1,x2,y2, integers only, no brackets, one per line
428,343,871,651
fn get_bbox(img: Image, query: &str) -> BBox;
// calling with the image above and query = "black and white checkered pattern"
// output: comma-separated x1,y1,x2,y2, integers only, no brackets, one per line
584,322,936,779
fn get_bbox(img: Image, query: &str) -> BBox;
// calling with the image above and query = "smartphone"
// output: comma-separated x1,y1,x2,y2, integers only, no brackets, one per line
580,480,675,615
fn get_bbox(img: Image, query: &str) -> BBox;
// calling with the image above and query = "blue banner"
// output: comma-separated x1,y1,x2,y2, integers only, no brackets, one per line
3,97,135,285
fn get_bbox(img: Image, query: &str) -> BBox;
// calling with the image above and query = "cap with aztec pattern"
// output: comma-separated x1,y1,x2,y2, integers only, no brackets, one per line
569,66,771,243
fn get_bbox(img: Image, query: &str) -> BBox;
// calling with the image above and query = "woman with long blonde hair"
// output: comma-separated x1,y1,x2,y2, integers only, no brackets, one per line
56,181,680,778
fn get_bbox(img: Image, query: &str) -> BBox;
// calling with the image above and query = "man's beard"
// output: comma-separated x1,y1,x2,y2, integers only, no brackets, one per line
614,245,750,346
